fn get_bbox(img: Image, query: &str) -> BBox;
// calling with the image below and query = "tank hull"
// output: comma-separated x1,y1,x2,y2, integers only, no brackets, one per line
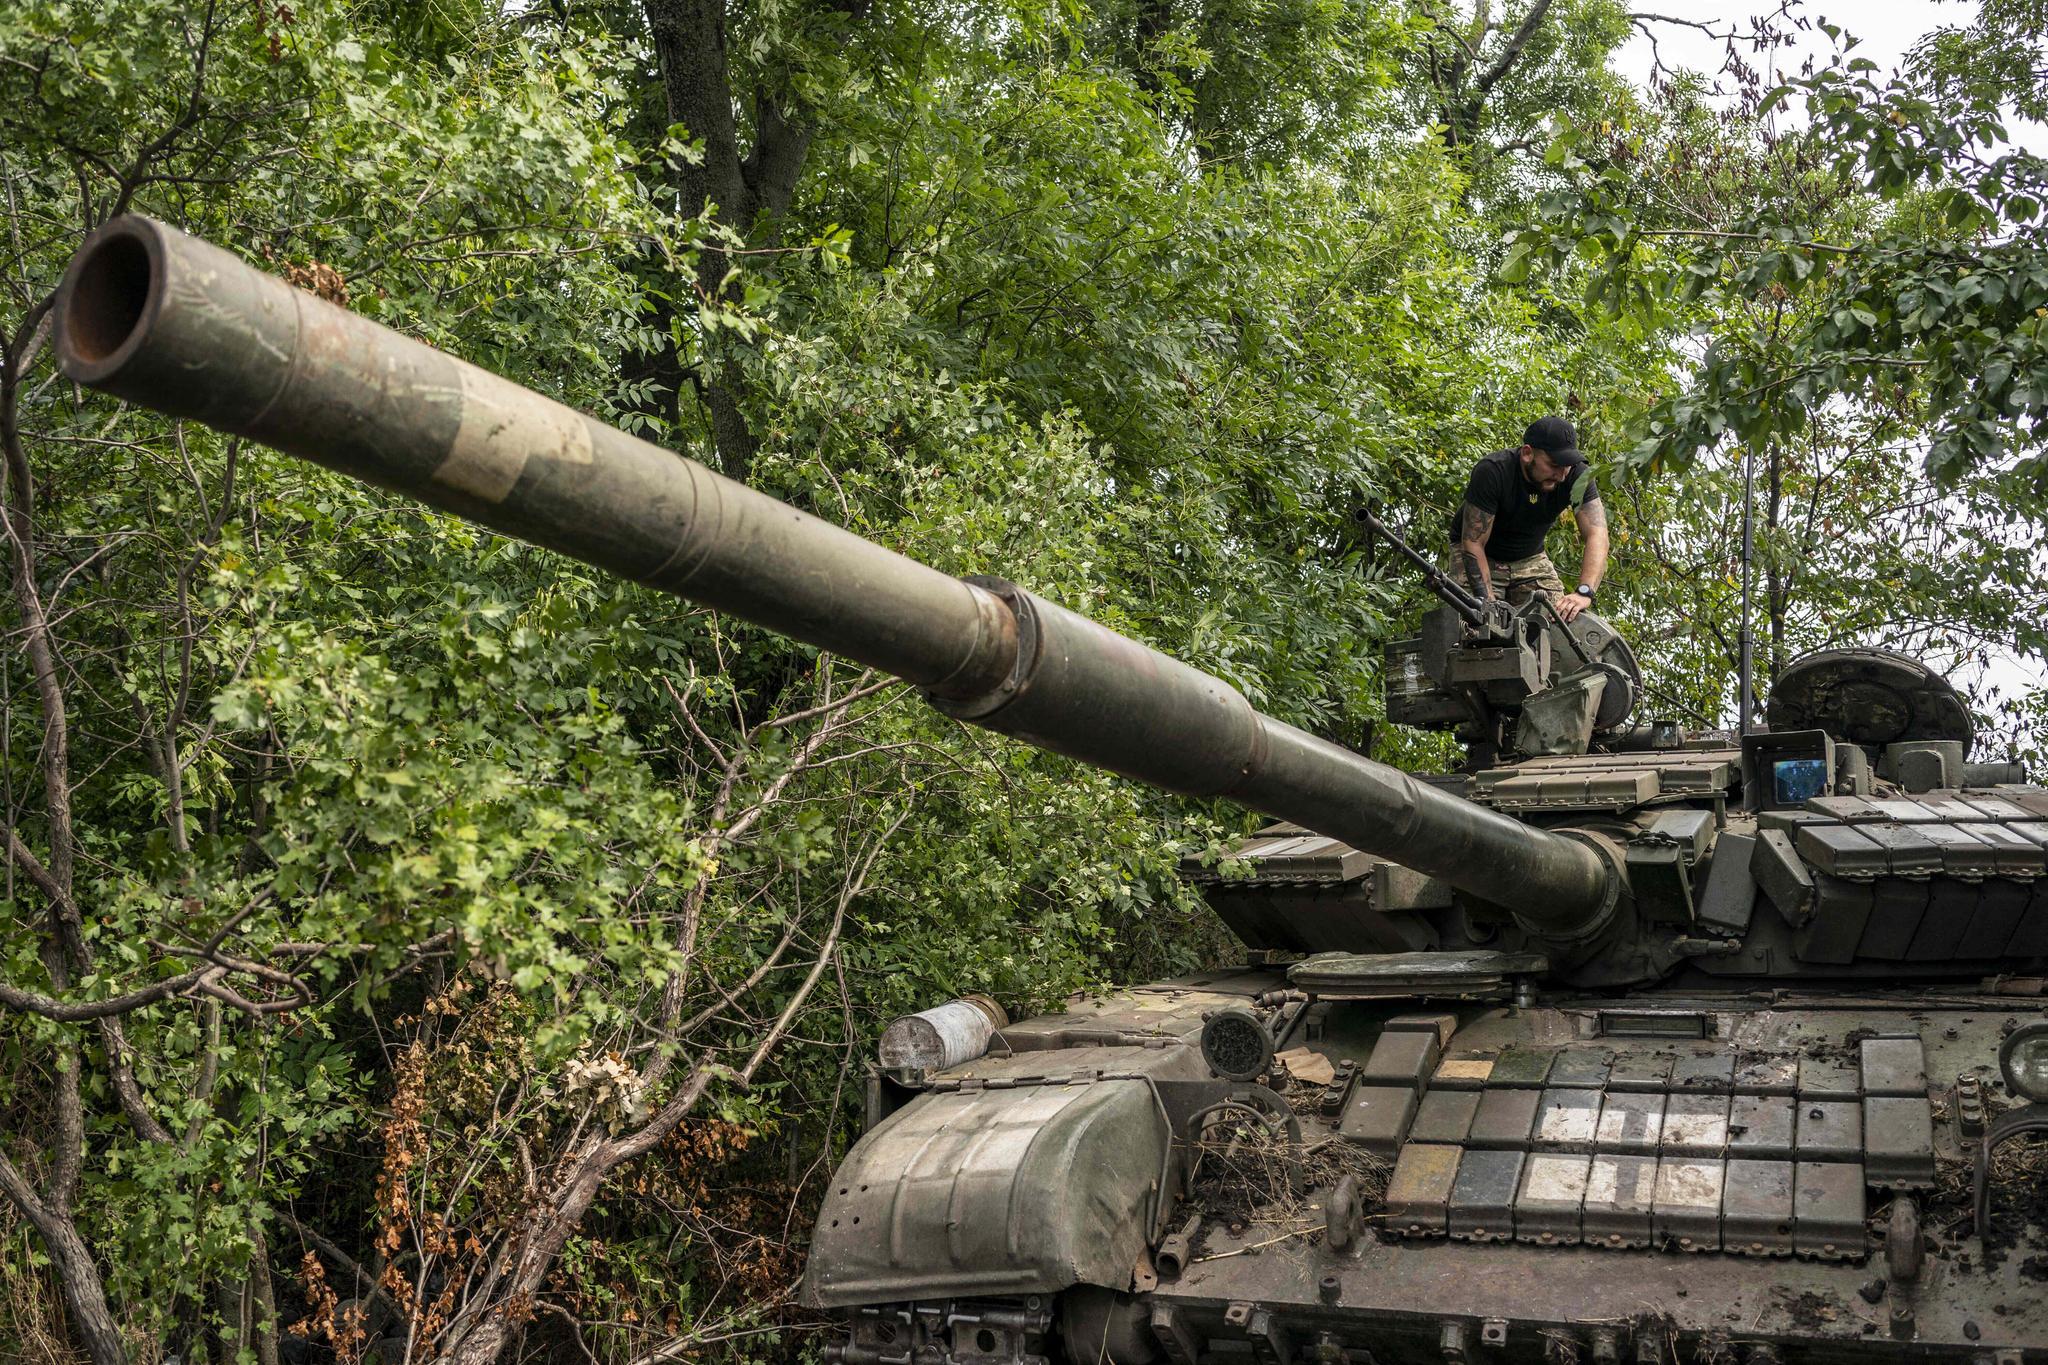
816,978,2042,1364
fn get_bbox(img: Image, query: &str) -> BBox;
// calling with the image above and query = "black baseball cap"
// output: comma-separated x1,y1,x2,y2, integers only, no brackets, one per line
1523,415,1584,469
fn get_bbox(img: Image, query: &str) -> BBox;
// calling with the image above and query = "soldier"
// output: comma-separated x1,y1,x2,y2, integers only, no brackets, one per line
1448,415,1609,623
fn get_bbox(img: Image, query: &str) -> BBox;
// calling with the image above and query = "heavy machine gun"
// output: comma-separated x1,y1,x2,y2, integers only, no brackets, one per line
1358,507,1512,634
1360,508,1642,762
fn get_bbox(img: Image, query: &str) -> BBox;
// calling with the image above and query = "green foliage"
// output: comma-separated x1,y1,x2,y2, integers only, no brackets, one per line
1404,0,1637,214
1509,8,2048,483
1492,10,2048,738
0,0,701,1352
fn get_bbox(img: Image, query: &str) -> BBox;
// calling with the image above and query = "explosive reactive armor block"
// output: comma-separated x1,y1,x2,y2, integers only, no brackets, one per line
1729,1094,1797,1161
1652,1159,1725,1252
1385,1143,1461,1238
1533,1089,1603,1151
1449,1149,1525,1242
1722,1158,1796,1257
1469,1088,1543,1150
1411,1089,1481,1145
1515,1153,1591,1246
1582,1154,1659,1249
1660,1093,1731,1157
1339,1085,1419,1155
1793,1162,1867,1260
1596,1092,1666,1154
1361,1028,1441,1092
1863,1096,1937,1187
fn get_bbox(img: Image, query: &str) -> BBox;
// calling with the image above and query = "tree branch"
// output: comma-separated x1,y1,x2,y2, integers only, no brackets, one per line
1476,0,1554,94
277,1210,405,1326
0,966,213,1022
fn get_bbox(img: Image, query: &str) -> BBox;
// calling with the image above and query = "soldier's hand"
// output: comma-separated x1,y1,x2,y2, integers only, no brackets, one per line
1553,592,1588,624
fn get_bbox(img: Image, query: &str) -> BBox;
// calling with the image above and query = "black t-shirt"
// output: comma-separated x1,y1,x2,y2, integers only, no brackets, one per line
1447,448,1600,561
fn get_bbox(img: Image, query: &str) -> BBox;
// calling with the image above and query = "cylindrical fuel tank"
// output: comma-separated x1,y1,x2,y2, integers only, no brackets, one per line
876,995,1009,1072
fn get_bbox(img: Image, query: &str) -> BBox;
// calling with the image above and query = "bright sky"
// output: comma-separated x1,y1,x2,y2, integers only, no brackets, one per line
1614,1,1975,89
1613,1,2045,150
1611,2,2048,726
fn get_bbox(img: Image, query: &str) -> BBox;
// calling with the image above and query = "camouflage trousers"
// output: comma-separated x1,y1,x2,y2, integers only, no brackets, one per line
1442,549,1566,605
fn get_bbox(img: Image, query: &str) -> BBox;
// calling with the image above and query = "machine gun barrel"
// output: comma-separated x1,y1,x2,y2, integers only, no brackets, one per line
1359,509,1486,625
53,216,1618,943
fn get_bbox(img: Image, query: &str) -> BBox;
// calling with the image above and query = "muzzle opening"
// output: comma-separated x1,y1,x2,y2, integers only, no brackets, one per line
62,228,153,368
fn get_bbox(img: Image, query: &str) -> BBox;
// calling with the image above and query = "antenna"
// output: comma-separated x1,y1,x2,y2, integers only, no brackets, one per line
1736,443,1756,734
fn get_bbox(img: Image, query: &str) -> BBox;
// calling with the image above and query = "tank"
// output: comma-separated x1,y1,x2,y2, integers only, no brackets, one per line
55,215,2048,1364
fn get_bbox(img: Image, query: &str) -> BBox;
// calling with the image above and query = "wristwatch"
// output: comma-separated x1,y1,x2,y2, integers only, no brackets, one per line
1575,584,1597,601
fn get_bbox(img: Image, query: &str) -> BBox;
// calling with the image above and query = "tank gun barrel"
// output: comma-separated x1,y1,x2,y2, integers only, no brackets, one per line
53,216,1618,943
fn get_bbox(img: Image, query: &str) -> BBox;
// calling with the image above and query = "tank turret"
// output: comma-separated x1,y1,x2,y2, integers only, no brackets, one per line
57,216,2048,1365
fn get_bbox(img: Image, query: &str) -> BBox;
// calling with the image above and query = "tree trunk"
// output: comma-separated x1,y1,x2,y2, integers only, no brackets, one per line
436,1144,616,1365
643,0,835,477
249,1227,282,1365
643,0,767,475
216,1276,249,1365
36,1207,129,1365
433,1070,717,1364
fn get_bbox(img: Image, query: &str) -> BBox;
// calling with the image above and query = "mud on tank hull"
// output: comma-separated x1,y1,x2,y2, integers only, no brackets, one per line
805,973,2048,1364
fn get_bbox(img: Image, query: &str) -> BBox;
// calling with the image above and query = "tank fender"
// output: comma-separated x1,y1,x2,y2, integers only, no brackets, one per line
800,1077,1169,1308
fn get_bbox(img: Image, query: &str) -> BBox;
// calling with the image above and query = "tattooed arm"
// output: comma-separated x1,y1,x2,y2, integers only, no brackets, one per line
1552,498,1610,622
1457,502,1495,600
1574,497,1610,590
